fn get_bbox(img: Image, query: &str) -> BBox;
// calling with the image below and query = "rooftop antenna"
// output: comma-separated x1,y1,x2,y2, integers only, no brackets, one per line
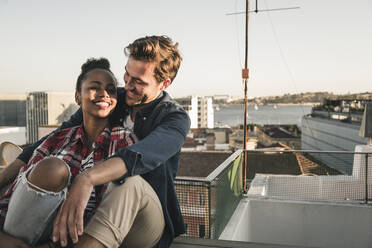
227,0,299,193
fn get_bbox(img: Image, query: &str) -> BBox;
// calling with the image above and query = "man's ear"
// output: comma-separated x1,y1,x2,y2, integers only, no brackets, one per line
75,91,81,105
160,79,171,91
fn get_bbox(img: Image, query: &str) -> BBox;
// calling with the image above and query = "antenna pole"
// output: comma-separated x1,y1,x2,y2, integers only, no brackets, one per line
242,0,249,193
255,0,258,13
226,0,299,194
245,0,249,69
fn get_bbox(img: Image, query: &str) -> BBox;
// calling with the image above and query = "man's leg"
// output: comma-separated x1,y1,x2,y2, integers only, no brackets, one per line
82,175,165,248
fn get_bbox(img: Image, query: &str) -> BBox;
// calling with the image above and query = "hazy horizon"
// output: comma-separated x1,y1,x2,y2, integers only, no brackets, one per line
1,0,371,98
2,90,371,101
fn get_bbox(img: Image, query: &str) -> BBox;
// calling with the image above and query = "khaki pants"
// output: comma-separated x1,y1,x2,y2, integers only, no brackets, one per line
85,176,165,248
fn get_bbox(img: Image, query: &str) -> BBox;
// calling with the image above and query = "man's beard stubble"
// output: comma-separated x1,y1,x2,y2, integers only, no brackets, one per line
128,88,148,107
140,94,148,105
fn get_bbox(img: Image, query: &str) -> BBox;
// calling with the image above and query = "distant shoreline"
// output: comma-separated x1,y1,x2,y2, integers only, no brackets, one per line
218,102,320,107
268,102,319,106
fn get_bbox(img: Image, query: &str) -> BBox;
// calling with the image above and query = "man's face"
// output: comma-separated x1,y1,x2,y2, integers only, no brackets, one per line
123,57,169,106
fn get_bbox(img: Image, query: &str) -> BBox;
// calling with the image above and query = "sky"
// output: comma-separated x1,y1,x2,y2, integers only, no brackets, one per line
0,0,371,98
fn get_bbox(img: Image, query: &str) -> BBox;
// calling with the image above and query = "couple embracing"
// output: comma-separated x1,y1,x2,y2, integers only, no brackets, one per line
0,35,190,248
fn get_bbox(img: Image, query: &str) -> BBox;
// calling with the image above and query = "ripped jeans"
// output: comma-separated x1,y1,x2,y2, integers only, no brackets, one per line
3,165,70,246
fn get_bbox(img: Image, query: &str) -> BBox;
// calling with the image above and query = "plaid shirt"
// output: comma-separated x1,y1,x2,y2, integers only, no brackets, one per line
0,124,137,227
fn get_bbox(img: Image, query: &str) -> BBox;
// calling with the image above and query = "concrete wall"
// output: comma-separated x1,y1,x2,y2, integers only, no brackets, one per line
213,130,225,144
47,92,76,125
0,127,26,145
220,197,372,248
38,125,59,139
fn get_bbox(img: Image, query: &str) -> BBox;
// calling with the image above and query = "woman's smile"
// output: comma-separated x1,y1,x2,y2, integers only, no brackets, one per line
93,100,111,109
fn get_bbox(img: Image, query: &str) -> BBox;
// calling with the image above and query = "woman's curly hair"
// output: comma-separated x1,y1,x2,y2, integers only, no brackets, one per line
76,57,117,92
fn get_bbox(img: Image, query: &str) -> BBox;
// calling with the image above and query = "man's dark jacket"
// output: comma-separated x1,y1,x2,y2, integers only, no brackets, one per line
18,88,191,247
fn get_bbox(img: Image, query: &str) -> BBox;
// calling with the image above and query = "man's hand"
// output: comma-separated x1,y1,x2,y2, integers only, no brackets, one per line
52,157,126,247
52,174,93,247
0,231,30,248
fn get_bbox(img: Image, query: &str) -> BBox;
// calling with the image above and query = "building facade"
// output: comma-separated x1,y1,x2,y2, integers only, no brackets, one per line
0,94,27,127
26,91,76,144
176,96,214,129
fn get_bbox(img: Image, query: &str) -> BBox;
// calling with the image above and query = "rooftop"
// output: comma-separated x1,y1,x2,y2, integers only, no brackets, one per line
178,151,232,177
171,237,310,248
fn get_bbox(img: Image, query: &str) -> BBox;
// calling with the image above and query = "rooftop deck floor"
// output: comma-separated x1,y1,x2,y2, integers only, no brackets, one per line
171,237,312,248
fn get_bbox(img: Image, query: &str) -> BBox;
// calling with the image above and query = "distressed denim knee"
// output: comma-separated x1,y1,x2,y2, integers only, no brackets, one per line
3,164,70,245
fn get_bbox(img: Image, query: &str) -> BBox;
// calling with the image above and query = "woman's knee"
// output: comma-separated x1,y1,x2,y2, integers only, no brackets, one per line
27,157,69,192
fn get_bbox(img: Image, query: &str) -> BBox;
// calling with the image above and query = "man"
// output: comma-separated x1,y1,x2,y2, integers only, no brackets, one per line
0,35,190,248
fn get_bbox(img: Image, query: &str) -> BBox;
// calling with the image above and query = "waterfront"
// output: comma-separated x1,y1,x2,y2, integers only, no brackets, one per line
214,104,312,127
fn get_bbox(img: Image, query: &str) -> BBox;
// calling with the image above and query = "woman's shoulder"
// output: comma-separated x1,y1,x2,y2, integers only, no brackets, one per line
29,125,82,166
43,125,82,145
51,125,81,137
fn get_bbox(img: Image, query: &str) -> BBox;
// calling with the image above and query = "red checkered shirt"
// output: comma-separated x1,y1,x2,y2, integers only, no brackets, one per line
0,124,137,228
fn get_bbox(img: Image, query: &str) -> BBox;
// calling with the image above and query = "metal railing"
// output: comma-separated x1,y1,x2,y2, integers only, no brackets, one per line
175,149,243,239
175,148,372,241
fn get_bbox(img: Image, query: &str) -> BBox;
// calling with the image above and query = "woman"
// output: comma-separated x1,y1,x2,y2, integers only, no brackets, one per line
0,58,136,247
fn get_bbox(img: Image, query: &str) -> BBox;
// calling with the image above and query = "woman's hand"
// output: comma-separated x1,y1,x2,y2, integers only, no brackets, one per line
0,231,30,248
52,173,93,247
51,157,126,247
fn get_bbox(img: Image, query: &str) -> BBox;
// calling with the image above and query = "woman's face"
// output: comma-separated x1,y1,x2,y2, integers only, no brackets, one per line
76,69,117,120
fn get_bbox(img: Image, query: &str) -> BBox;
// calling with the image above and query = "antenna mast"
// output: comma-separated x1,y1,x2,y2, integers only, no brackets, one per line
242,0,249,193
227,0,299,193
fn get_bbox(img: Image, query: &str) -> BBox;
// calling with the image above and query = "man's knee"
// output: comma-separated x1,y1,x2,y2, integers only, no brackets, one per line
85,176,164,248
27,157,69,192
106,175,144,198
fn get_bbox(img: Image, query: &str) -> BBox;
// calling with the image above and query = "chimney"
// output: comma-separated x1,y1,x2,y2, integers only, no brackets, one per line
206,133,215,150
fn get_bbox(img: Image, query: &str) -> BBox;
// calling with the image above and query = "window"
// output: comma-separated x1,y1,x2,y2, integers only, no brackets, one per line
199,193,205,206
199,224,205,238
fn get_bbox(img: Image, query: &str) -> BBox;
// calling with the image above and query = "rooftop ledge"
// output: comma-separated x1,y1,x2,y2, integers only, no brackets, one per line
171,236,311,248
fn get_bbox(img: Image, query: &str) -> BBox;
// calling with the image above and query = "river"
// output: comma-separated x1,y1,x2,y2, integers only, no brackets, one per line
214,104,312,127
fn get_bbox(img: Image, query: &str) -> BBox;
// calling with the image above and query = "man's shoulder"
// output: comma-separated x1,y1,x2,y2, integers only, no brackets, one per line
152,92,190,128
157,91,184,111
